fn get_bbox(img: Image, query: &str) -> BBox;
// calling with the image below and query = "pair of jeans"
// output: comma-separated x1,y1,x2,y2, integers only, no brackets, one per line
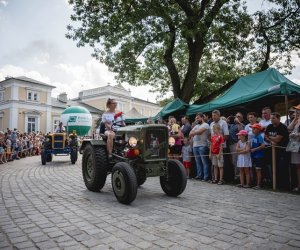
193,146,210,180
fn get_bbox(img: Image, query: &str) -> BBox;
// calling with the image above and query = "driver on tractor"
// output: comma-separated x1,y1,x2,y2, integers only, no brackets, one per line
55,122,66,133
100,98,126,161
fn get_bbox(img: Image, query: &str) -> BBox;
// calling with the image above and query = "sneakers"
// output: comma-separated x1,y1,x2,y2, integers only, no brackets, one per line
253,186,261,190
217,180,224,185
194,176,202,180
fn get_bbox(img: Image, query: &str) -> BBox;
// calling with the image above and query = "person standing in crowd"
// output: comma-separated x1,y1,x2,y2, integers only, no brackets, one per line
181,137,192,178
250,124,265,189
285,108,296,126
203,113,212,125
146,117,154,124
210,110,229,144
189,113,210,181
259,107,272,130
181,116,192,138
245,112,258,141
209,124,225,185
259,107,272,183
101,98,120,161
5,135,12,161
236,130,251,188
228,112,245,180
288,104,300,192
0,131,6,163
168,117,182,160
210,110,229,180
265,112,289,189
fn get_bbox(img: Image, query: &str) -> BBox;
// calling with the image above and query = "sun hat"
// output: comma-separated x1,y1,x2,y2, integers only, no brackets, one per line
250,123,263,131
236,130,248,136
293,104,300,110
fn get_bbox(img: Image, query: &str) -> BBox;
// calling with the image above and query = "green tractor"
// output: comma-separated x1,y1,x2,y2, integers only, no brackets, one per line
80,124,187,204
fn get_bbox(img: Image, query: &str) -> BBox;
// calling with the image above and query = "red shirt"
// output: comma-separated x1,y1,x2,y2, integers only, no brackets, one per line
211,134,224,154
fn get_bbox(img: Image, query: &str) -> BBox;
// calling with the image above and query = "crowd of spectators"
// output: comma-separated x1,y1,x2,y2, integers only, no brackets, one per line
0,129,45,164
163,105,300,192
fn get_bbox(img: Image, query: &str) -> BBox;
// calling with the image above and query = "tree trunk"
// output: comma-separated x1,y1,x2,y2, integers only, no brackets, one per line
179,37,205,103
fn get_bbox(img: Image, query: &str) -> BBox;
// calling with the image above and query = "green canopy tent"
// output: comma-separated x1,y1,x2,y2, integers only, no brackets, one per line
187,68,300,116
153,98,189,120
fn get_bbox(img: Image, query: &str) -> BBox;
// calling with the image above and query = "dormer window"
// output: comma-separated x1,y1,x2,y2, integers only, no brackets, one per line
27,90,39,101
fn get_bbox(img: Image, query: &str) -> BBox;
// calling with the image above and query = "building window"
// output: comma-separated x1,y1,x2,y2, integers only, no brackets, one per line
53,118,60,131
141,108,144,115
25,114,40,133
27,117,36,133
27,90,39,101
0,91,3,101
118,102,125,112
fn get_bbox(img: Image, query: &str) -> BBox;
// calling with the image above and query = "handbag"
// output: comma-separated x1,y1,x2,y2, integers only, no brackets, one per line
286,136,300,153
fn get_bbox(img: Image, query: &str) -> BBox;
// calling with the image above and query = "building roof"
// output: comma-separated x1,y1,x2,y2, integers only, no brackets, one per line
51,97,103,114
1,76,56,88
125,107,147,119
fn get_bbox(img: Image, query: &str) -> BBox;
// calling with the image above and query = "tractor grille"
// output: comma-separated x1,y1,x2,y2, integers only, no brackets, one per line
144,128,167,160
53,135,65,149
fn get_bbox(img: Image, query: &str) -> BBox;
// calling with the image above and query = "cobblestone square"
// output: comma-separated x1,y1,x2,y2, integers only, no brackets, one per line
0,156,300,249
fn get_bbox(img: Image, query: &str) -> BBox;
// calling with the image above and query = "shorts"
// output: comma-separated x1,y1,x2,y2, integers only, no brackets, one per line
104,130,115,137
0,147,4,154
6,148,11,154
211,154,223,167
183,161,191,169
252,158,263,170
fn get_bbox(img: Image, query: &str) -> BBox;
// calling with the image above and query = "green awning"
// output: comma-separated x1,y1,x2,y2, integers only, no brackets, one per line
153,98,189,120
187,68,300,115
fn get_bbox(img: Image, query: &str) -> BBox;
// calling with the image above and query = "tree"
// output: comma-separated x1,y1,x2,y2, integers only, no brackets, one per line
67,0,299,103
253,0,300,73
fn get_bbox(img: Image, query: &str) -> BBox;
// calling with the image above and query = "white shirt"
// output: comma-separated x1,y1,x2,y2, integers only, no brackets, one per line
192,122,210,147
55,126,66,133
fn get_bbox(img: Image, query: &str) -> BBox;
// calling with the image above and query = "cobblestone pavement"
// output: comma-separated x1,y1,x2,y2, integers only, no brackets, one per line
0,156,300,250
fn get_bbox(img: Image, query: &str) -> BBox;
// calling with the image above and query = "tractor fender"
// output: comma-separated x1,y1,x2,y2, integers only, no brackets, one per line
80,139,106,154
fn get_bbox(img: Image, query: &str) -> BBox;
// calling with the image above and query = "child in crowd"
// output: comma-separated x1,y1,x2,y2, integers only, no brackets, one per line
169,117,182,160
250,124,265,189
28,137,33,156
6,135,12,161
34,138,41,155
236,130,252,188
0,137,4,164
0,136,7,163
181,137,192,178
209,124,225,185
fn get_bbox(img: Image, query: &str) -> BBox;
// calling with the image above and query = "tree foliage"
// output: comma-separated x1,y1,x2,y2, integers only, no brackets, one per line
67,0,300,103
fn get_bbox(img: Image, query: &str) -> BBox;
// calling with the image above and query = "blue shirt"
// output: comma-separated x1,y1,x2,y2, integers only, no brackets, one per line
251,134,264,158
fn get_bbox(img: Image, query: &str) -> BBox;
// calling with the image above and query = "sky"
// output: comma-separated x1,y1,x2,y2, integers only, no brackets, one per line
0,0,299,103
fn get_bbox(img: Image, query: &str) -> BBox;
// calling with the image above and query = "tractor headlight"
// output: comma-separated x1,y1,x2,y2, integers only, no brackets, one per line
128,137,138,147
